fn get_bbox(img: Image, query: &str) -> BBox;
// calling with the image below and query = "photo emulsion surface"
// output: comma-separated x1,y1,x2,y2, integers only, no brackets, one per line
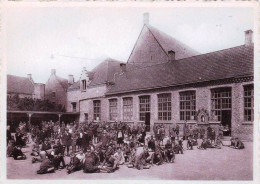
5,6,255,180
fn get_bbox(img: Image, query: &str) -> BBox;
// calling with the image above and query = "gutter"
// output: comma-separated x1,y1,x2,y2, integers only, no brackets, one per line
105,74,253,96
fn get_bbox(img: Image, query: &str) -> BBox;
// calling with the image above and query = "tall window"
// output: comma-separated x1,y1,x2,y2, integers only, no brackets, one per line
244,85,254,121
72,102,77,112
82,80,87,90
123,97,133,121
109,99,118,121
180,91,196,120
211,88,232,121
158,93,171,120
93,100,101,121
139,96,150,121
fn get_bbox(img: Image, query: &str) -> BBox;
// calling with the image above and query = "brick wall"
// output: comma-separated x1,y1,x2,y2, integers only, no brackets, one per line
45,75,67,108
34,83,45,100
74,80,254,140
128,26,168,65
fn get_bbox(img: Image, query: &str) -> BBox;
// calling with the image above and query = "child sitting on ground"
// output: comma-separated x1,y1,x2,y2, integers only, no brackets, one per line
12,145,27,160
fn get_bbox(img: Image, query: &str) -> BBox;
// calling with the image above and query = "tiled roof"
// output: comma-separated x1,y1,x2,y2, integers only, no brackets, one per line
147,25,200,59
107,44,253,95
67,58,123,91
67,80,80,91
56,76,69,90
7,75,34,95
88,58,122,87
127,25,199,65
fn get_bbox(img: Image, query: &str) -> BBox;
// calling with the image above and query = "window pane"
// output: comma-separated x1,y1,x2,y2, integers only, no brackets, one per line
158,93,171,120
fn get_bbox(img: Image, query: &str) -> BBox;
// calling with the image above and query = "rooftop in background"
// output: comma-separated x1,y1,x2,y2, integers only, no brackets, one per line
107,44,253,95
7,74,35,95
67,58,123,91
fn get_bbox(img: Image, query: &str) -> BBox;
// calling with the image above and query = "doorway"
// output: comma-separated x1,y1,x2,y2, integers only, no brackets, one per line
145,112,150,132
221,110,231,136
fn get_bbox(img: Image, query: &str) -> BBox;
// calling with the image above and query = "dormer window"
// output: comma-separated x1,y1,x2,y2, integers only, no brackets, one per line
82,80,87,90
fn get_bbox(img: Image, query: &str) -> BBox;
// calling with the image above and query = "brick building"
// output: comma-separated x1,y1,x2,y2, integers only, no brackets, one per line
66,14,254,140
7,74,45,100
45,69,74,109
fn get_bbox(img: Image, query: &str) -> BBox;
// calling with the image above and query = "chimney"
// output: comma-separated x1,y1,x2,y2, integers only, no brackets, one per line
120,63,126,73
245,30,253,46
143,13,149,25
27,74,32,80
68,75,74,85
168,50,175,61
51,69,56,75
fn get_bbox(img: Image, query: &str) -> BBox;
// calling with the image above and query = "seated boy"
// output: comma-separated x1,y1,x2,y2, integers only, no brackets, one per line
37,156,55,174
67,152,82,174
12,145,27,160
31,141,40,156
165,140,175,163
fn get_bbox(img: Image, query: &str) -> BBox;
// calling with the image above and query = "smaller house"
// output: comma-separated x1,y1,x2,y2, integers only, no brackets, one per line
45,69,73,109
7,74,45,100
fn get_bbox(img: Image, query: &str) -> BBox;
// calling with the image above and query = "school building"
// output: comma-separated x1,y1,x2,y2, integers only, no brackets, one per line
65,13,254,140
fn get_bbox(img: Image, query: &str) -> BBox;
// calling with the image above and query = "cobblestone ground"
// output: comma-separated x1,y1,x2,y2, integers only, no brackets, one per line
7,140,253,180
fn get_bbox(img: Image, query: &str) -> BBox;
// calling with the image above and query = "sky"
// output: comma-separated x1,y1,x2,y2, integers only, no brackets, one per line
6,6,254,83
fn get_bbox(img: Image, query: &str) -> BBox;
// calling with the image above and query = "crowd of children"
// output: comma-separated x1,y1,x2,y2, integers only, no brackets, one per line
7,121,245,175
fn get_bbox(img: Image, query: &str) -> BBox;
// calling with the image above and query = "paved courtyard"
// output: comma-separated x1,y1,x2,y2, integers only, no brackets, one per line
7,140,253,180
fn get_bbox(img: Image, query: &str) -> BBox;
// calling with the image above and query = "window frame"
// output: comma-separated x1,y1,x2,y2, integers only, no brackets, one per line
179,91,196,121
139,95,150,121
82,79,87,90
157,93,172,121
93,100,101,121
123,97,133,121
51,91,56,98
211,87,232,121
71,102,77,112
244,84,254,122
109,98,118,121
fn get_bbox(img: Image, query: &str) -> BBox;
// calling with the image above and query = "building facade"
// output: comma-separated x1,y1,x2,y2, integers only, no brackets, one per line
7,74,45,100
66,14,254,140
45,69,74,109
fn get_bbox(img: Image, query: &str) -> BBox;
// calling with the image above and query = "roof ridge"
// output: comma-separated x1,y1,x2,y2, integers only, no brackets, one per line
147,25,200,55
176,44,251,62
124,44,251,73
8,74,29,79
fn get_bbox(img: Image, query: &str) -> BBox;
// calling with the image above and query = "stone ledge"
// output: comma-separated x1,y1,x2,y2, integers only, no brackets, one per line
177,120,197,124
209,121,221,124
241,122,254,125
154,122,173,124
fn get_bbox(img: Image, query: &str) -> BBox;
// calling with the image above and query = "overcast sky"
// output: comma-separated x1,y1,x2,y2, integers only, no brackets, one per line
6,7,253,83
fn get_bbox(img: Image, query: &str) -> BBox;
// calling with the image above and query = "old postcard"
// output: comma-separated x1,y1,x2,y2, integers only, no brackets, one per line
1,1,259,184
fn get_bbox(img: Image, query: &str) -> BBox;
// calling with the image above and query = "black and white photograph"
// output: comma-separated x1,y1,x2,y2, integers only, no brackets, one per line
2,2,259,182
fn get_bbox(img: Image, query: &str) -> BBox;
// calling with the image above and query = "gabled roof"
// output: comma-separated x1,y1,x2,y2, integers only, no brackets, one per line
127,24,199,65
67,80,80,92
7,75,34,95
88,58,123,87
67,58,123,91
56,76,69,90
107,44,253,95
147,25,200,59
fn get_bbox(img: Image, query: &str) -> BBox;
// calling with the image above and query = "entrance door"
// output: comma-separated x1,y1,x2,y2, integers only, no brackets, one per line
221,110,231,136
145,112,151,132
